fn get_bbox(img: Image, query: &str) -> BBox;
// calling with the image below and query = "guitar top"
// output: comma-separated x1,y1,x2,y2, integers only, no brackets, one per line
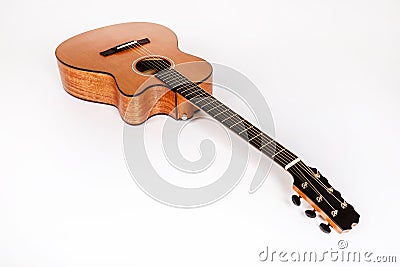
56,22,360,234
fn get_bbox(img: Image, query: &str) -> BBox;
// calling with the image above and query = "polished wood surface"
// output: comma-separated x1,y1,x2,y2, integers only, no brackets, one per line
56,22,212,125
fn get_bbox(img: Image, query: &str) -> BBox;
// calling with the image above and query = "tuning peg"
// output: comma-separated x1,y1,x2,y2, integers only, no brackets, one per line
319,223,331,234
305,209,316,218
291,195,301,206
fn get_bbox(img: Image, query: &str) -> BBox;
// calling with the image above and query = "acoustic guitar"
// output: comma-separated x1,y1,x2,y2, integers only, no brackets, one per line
55,22,359,234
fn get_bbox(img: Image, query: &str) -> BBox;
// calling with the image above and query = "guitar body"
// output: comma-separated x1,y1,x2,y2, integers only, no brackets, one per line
56,22,360,234
56,22,213,124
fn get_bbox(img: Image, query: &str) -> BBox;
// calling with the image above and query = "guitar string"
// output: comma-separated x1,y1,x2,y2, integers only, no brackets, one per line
131,52,345,207
121,43,339,209
126,44,341,198
114,42,284,159
287,165,336,210
120,43,302,167
156,73,344,205
118,42,340,210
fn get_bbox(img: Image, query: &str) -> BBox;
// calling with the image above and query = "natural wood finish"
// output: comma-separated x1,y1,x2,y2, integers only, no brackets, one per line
56,22,212,125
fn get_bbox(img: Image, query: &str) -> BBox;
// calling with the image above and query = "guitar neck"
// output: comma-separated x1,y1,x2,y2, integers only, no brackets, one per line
156,69,300,169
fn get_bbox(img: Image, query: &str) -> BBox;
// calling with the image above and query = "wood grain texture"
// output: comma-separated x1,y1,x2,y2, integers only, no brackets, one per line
56,22,213,125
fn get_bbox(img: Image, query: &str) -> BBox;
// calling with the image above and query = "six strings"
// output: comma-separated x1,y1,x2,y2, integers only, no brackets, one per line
117,40,345,213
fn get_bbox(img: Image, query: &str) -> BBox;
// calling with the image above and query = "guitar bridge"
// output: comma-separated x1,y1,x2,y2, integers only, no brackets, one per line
100,38,150,56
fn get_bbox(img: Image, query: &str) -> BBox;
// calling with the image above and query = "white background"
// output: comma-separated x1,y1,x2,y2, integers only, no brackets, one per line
1,0,399,266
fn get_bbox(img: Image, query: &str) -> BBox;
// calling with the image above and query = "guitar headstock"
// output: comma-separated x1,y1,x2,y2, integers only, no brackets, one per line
288,162,360,233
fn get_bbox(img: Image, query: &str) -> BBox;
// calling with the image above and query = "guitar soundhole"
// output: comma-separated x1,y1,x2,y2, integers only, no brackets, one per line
134,56,172,75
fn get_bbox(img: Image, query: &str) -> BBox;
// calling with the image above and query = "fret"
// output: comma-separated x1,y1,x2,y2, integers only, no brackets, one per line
260,139,275,149
221,113,238,122
190,93,209,102
248,132,262,142
161,74,182,84
239,125,254,135
274,156,289,168
272,148,285,158
179,86,196,94
248,133,269,150
162,75,178,82
155,69,169,79
194,96,213,105
229,119,245,128
275,143,287,154
206,103,224,112
155,68,298,169
217,110,237,121
213,108,231,117
174,82,191,89
184,90,208,100
185,90,200,98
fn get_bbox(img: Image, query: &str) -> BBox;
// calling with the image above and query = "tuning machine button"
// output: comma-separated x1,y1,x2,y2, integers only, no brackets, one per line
319,223,331,234
291,195,301,206
305,209,316,218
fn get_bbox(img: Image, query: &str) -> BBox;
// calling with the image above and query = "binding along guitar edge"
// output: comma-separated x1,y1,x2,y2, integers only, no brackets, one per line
55,22,360,234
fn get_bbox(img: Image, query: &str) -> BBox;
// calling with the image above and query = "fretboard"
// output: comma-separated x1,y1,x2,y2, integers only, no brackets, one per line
156,69,299,169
